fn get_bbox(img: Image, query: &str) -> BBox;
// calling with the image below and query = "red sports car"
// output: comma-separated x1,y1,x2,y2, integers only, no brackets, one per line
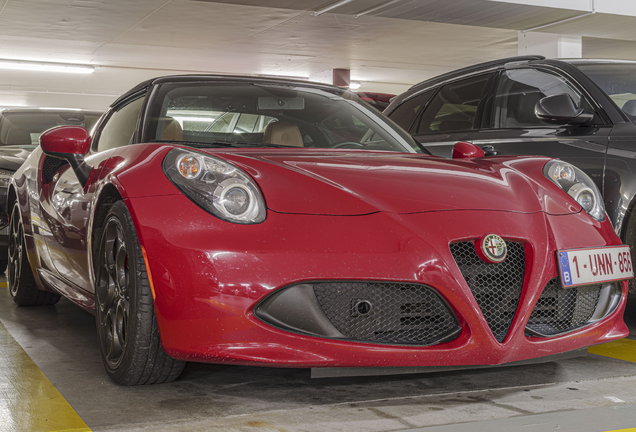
7,75,632,385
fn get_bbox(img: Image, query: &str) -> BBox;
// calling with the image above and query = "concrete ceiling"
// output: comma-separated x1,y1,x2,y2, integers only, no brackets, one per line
0,0,634,110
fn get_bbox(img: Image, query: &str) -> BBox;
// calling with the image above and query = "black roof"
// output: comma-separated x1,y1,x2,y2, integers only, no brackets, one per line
408,55,546,91
112,74,355,107
0,108,102,115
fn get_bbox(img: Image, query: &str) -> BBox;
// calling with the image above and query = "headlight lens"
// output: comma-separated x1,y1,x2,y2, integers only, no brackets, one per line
0,169,13,189
544,160,605,221
163,149,266,224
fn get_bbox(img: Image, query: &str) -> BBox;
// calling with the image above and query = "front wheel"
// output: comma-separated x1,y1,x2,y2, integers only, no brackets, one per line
8,201,60,306
95,201,185,385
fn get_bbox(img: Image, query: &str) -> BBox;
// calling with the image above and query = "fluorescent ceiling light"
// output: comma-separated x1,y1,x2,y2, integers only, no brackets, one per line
171,116,216,123
313,0,355,16
354,0,401,18
349,81,361,90
0,59,94,74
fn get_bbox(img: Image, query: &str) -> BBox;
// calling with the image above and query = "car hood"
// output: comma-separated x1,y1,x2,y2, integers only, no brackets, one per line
210,150,580,216
0,145,36,172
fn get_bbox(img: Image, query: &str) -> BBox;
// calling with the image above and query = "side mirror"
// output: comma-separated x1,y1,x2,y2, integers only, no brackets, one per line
452,141,485,160
535,94,594,125
40,126,92,187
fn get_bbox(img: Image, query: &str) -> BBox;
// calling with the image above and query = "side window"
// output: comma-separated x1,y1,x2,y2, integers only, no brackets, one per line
492,69,593,128
387,89,434,131
95,96,145,152
416,74,492,134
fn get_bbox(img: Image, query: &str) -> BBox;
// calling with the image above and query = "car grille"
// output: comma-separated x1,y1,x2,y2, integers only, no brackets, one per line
450,241,525,343
42,156,68,183
526,278,603,336
313,282,461,346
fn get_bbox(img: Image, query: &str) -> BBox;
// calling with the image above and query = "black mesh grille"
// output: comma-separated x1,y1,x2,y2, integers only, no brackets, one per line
42,157,68,183
450,241,525,343
313,282,460,346
526,278,603,336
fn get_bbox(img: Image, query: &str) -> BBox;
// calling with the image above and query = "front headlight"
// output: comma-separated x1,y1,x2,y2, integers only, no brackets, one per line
0,169,13,189
544,160,605,221
163,148,266,224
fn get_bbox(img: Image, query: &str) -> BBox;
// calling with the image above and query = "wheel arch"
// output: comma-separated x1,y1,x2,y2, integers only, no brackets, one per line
6,184,17,219
90,183,124,275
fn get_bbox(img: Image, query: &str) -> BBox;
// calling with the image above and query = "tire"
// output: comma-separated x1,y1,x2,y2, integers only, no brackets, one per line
8,201,60,306
94,201,185,385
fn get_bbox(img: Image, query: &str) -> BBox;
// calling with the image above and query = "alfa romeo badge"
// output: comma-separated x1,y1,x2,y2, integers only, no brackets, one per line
476,234,507,264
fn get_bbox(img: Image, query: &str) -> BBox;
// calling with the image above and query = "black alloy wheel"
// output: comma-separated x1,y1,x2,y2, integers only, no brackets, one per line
8,201,60,306
96,212,131,371
95,201,185,385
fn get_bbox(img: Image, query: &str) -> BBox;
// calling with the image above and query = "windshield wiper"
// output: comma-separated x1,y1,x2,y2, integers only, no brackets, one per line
155,139,300,149
154,139,242,148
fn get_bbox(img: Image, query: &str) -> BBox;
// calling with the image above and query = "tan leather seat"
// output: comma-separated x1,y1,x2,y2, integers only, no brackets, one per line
161,117,183,141
262,121,303,147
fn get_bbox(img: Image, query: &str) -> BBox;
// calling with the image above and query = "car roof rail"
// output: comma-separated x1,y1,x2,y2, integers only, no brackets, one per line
408,55,546,90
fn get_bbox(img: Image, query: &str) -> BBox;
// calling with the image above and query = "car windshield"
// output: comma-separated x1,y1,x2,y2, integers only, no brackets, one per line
576,63,636,122
0,110,102,146
145,82,424,153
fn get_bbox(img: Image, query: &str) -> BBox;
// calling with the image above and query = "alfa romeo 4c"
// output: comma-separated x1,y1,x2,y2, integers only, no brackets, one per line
7,75,632,385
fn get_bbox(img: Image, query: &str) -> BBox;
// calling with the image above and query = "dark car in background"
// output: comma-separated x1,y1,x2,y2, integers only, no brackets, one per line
0,108,102,271
385,56,636,291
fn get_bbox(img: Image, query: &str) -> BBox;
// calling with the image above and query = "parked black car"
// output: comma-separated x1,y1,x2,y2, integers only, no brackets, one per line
385,56,636,291
0,108,102,271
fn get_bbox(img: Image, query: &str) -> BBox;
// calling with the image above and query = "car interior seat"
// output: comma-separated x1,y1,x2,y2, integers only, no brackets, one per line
161,117,184,141
622,100,636,119
506,90,546,127
6,128,32,145
262,121,303,147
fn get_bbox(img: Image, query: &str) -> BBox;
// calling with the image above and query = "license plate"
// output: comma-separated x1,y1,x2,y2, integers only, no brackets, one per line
557,245,634,288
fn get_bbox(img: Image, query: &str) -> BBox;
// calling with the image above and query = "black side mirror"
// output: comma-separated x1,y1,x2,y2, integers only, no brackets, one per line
535,94,594,125
481,145,498,156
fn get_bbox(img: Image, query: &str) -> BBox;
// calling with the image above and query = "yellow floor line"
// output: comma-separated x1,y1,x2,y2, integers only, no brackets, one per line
588,338,636,363
0,281,8,288
0,320,91,432
604,429,636,432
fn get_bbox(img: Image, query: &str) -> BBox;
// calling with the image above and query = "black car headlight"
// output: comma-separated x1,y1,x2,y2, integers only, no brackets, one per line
163,148,266,224
544,160,605,221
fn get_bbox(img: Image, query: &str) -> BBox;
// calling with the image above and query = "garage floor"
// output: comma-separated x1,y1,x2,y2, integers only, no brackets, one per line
2,279,636,432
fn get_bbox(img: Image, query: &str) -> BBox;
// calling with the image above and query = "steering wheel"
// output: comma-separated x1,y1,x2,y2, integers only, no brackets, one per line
333,141,365,149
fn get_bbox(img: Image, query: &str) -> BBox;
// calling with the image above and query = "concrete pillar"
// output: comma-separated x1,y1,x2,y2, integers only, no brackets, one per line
518,32,582,58
309,69,351,87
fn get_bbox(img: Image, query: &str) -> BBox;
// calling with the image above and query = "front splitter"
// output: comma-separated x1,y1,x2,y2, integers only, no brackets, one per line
311,348,587,378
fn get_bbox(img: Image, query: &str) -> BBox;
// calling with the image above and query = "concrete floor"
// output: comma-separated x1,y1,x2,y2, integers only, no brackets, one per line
2,281,636,431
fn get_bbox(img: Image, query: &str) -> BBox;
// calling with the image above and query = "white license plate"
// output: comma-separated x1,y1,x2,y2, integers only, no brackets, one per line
557,245,634,288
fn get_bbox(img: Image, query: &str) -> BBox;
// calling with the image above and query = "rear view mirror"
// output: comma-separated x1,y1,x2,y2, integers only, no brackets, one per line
40,126,92,187
258,97,305,110
535,94,593,125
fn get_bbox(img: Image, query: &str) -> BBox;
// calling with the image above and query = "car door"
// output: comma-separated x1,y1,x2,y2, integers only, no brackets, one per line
39,94,146,292
407,73,495,158
472,67,611,194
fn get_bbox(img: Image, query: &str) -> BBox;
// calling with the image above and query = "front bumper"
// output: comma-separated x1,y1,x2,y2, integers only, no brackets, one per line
127,194,628,368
